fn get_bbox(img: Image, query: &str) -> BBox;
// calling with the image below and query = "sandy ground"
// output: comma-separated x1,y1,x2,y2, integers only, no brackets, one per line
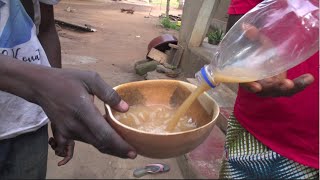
46,0,184,179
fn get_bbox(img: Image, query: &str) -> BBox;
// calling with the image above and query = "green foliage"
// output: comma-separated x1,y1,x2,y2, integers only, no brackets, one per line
207,28,224,44
160,17,179,30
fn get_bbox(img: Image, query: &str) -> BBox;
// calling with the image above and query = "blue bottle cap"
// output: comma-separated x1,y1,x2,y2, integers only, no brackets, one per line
200,67,215,88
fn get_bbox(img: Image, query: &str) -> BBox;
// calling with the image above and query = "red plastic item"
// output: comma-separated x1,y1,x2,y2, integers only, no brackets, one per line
147,34,178,53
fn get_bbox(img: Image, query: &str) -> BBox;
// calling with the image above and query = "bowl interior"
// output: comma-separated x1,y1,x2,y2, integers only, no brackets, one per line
108,80,218,134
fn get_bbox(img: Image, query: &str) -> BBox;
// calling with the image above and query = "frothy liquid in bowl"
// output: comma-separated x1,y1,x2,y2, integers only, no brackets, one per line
113,104,197,134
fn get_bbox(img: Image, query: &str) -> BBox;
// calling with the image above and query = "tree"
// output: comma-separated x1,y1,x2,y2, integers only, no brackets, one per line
178,0,184,9
166,0,170,17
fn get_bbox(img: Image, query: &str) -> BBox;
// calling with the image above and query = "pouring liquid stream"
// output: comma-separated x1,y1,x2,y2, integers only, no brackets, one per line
165,68,259,132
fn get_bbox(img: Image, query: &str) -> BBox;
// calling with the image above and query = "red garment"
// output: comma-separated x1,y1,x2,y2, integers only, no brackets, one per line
228,0,262,14
229,0,319,169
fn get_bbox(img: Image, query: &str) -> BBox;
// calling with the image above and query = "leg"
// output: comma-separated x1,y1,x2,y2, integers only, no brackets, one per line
0,125,48,179
219,114,319,179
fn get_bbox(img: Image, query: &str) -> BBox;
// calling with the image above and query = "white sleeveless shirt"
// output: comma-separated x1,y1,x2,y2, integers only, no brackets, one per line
0,0,59,140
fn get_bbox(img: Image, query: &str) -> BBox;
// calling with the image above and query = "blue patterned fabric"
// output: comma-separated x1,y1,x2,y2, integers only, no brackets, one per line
219,114,319,179
0,0,34,48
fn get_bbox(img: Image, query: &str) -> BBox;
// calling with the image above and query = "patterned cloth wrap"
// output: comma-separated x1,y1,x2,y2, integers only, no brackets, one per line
219,114,319,179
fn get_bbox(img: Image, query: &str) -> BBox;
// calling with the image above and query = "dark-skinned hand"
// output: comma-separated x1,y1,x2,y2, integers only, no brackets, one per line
240,24,314,97
240,72,314,97
32,68,136,160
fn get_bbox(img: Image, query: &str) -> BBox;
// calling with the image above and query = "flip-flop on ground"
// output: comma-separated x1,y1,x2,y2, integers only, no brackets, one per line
133,163,170,178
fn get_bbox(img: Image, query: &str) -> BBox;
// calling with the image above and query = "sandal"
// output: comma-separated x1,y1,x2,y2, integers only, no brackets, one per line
133,163,170,178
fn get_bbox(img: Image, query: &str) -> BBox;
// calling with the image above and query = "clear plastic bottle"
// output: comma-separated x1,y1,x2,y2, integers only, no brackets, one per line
196,0,319,89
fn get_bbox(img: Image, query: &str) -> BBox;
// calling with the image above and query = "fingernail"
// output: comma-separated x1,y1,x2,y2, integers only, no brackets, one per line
283,79,294,89
303,75,314,84
120,100,128,108
249,85,261,93
117,100,129,112
127,151,137,159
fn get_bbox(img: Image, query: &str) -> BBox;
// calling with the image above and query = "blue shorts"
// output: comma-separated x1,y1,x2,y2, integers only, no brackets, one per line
0,125,48,179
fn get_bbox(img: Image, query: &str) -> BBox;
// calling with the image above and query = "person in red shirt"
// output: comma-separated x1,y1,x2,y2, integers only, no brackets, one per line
219,0,319,179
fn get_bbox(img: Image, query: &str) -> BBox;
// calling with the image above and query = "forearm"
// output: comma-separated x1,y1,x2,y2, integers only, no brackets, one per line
0,56,52,104
38,28,61,68
38,3,61,68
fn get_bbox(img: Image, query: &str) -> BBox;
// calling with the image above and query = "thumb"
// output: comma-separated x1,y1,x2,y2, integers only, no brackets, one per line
84,72,129,112
112,100,129,113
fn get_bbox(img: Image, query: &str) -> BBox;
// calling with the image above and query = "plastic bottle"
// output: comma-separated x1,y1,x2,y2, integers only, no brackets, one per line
195,0,319,88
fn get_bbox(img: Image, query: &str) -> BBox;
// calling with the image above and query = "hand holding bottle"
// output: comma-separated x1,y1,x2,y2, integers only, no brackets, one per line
196,0,319,88
240,72,315,97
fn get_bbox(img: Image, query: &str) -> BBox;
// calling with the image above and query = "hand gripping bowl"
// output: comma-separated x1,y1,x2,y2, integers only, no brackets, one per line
105,80,220,159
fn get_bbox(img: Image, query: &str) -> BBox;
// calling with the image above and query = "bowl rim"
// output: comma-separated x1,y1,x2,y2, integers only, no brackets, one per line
105,79,220,136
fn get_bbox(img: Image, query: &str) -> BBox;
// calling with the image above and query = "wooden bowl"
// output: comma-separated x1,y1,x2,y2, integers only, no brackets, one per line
105,80,219,159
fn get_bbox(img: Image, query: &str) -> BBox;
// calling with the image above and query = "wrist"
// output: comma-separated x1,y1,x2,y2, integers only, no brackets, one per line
0,56,53,104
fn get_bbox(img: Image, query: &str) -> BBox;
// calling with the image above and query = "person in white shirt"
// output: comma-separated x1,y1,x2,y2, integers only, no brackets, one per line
0,0,136,178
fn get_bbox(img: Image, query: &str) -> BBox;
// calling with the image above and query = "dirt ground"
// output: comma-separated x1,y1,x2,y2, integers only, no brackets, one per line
46,0,184,179
56,0,180,87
